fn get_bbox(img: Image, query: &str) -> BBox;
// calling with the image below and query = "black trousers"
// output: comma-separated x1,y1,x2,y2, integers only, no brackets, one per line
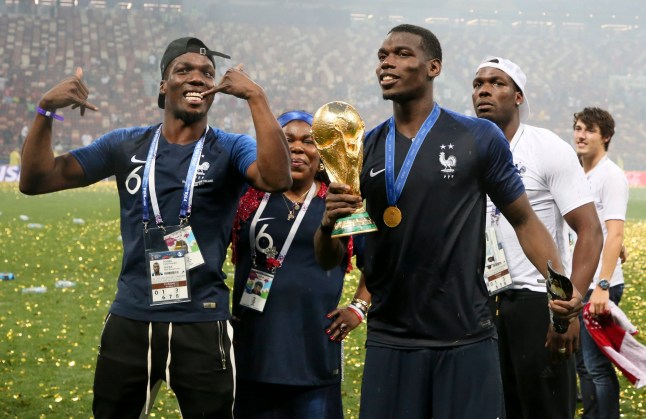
492,289,576,419
92,313,235,419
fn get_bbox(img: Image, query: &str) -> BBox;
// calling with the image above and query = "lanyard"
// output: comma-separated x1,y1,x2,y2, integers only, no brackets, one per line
248,182,317,269
508,124,525,154
141,124,208,229
490,124,525,225
385,103,440,206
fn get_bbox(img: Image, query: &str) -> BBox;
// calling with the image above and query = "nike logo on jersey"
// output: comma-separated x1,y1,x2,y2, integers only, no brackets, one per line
131,155,146,164
369,168,385,177
257,217,275,222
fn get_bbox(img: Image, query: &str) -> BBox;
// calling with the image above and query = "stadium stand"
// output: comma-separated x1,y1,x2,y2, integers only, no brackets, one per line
0,2,644,170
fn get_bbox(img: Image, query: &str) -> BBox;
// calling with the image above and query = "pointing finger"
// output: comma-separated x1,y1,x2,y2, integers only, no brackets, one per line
208,82,226,96
201,85,218,98
75,67,83,80
72,99,98,114
82,99,99,112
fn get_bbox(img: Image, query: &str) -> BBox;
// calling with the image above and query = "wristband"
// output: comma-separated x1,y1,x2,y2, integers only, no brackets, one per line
352,297,370,312
320,222,334,236
37,106,64,121
350,301,367,317
347,304,365,322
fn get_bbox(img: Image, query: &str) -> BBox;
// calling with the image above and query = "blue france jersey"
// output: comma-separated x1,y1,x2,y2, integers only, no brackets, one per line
231,193,346,385
358,108,525,347
71,125,256,322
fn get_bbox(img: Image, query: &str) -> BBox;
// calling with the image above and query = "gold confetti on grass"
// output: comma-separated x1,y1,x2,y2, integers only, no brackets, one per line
1,183,645,417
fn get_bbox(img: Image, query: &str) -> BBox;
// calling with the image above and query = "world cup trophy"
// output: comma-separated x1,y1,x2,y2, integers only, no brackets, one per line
546,260,574,334
311,101,377,238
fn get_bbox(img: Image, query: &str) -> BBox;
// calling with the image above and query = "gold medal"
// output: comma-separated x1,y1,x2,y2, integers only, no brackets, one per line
383,206,402,228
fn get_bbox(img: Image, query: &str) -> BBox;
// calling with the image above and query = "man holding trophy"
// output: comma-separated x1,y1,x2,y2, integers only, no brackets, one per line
314,24,587,418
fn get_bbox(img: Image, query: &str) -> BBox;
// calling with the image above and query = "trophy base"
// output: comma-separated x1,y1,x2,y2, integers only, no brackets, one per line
332,210,378,238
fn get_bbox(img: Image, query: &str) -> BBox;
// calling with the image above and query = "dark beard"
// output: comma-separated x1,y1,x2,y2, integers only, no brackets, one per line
173,108,206,125
382,90,413,102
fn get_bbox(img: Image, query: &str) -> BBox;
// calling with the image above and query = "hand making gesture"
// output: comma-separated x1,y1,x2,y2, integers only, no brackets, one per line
38,67,98,116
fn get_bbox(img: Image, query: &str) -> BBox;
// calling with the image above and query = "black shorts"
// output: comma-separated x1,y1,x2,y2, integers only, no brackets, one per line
359,338,504,419
92,313,235,419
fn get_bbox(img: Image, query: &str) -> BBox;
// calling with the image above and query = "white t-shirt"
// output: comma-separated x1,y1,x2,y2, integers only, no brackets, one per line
486,124,593,292
584,156,628,289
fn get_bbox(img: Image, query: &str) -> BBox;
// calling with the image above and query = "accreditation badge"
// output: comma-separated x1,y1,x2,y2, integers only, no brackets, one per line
483,227,513,295
163,225,204,270
239,268,274,313
147,250,190,305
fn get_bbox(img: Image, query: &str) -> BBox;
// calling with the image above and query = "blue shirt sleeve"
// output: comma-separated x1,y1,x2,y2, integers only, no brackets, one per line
213,128,257,177
70,128,137,183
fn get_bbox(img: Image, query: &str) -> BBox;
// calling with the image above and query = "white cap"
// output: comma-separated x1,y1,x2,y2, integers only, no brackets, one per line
476,56,530,122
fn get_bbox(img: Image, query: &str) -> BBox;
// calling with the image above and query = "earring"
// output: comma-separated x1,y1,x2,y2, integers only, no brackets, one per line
318,162,325,172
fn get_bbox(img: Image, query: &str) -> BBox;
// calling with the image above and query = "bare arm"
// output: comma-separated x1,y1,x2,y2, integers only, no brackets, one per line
563,202,604,296
352,272,371,303
499,194,589,319
545,202,601,358
327,272,371,341
314,228,350,270
499,194,580,356
314,182,362,269
619,244,628,264
205,64,291,192
501,196,603,312
588,219,624,315
19,67,98,195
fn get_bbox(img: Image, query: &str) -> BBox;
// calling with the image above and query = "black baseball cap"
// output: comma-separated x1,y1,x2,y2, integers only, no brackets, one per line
158,37,231,109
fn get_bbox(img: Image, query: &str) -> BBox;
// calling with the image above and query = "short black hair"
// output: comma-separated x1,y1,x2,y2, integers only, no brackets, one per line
388,24,442,62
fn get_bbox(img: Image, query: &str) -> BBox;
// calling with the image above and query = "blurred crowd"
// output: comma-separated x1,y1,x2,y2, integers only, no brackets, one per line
1,5,644,169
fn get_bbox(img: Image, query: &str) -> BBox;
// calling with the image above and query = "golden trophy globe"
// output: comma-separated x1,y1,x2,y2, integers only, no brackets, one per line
311,101,378,238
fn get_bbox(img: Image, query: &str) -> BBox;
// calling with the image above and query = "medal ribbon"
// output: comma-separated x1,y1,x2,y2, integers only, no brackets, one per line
142,124,208,228
385,103,440,206
248,182,317,269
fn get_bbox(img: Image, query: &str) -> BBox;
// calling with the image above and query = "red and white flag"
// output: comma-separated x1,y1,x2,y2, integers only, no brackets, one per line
583,301,646,388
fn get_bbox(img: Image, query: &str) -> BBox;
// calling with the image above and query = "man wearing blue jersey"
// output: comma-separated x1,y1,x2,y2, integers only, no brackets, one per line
315,24,586,418
20,37,291,418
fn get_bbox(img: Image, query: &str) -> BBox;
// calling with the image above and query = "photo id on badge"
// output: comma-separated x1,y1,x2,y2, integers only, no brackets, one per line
483,227,513,295
147,250,191,305
163,225,204,270
239,268,274,312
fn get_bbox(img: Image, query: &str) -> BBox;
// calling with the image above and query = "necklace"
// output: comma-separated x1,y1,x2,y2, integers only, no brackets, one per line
281,188,311,221
281,195,296,220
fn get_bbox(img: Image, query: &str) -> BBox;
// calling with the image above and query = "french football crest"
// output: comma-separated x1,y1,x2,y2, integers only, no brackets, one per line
439,143,457,179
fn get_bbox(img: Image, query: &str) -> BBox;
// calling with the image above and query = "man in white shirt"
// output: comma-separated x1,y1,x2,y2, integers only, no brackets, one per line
573,107,628,419
472,56,603,419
